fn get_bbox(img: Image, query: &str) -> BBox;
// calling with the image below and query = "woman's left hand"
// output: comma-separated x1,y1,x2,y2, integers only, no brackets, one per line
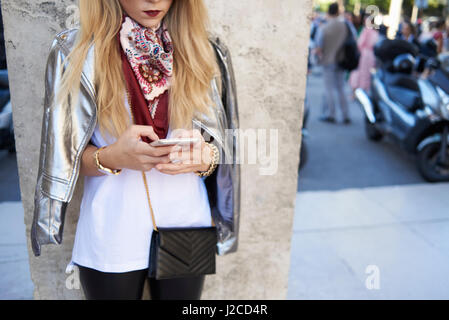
155,129,213,175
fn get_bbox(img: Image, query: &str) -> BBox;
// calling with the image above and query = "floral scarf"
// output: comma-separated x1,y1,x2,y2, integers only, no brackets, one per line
119,14,173,141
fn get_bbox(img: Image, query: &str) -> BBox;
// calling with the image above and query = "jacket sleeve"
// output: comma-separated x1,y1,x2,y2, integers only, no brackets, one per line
206,37,240,255
30,36,69,257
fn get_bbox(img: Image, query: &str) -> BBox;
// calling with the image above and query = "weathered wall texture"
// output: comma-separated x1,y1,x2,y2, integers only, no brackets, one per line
202,1,312,299
3,0,312,299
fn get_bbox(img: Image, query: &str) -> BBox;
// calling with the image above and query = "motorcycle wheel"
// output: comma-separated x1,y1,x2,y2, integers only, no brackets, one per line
365,118,383,141
417,142,449,182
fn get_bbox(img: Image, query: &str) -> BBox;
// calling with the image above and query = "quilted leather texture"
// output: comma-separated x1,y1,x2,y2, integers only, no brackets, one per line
149,227,217,280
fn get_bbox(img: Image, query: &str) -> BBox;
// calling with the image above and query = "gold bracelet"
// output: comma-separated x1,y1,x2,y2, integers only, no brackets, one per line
196,142,219,178
94,146,122,175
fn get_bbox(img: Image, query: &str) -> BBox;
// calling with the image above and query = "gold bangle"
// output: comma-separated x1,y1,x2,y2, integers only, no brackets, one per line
94,146,122,175
196,142,219,178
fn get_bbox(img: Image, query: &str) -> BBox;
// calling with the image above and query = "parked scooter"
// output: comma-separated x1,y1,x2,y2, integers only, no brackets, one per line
355,39,449,182
0,69,14,153
427,52,449,94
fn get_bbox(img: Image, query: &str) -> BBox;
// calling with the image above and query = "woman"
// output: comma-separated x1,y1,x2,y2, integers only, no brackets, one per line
400,20,420,49
349,17,379,94
31,0,240,300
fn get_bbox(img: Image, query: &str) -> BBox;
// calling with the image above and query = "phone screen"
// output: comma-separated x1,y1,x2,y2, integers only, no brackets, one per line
149,137,199,147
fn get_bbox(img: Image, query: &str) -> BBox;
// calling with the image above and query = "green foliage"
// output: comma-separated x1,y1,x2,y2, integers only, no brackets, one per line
314,0,445,17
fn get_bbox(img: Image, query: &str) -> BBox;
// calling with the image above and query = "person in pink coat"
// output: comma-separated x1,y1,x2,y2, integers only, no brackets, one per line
349,19,379,95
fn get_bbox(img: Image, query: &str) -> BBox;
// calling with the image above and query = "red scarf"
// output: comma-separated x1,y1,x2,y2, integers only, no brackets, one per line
118,14,171,143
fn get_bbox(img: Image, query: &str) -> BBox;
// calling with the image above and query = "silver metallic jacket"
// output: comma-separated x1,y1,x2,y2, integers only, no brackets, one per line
31,29,240,257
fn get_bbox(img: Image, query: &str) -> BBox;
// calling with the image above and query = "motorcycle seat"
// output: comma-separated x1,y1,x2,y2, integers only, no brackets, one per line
387,86,423,112
383,72,420,92
380,71,423,112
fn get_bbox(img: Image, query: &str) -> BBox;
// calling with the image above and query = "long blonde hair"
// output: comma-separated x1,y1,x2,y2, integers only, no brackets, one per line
56,0,219,142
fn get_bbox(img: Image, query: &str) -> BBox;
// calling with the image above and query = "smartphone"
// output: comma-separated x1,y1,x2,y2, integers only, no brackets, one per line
149,137,200,147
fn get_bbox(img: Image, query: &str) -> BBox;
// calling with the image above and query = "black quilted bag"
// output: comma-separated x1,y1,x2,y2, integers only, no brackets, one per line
141,172,217,280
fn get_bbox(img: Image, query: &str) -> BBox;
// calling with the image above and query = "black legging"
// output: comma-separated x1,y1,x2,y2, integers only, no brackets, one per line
77,264,205,300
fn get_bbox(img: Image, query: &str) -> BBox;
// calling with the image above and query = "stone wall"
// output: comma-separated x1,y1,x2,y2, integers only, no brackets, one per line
2,0,312,299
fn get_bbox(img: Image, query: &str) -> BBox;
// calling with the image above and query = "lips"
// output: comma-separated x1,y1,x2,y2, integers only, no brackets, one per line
144,10,161,18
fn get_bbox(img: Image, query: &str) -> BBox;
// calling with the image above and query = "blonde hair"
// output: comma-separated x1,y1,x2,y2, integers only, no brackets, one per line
56,0,219,142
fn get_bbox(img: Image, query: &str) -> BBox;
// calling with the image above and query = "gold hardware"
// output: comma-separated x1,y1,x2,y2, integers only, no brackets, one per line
195,142,219,177
142,171,158,232
94,146,122,175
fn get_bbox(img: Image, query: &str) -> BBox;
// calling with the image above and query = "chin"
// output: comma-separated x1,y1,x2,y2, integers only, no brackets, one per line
140,18,163,29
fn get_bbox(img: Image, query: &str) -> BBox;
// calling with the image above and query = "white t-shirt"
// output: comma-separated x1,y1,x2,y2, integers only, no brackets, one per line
66,96,212,273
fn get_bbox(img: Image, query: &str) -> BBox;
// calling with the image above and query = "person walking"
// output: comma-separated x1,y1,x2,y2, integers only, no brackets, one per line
315,2,351,124
31,0,240,300
349,17,379,93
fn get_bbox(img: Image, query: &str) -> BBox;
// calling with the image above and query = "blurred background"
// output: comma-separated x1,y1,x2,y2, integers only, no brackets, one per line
290,0,449,299
2,0,449,299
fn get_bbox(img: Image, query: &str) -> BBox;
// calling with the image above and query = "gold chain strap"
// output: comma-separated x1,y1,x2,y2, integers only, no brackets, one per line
142,171,158,232
125,88,215,230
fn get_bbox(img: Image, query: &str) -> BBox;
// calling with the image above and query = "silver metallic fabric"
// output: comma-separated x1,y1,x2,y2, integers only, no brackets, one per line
31,29,240,257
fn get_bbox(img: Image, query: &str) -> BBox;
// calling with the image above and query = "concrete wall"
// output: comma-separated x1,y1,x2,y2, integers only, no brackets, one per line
3,0,312,299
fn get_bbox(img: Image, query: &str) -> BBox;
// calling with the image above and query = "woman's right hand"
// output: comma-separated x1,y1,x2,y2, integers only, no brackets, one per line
102,125,173,172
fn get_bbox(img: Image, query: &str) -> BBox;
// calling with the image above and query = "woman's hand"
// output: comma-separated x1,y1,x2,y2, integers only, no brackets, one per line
102,125,174,172
155,129,214,175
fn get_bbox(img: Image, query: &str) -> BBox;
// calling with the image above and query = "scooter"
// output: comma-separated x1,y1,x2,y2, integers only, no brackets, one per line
0,69,14,153
355,39,449,182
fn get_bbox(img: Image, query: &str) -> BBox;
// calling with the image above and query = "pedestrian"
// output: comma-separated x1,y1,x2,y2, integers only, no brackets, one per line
315,2,351,124
420,18,446,54
31,0,240,300
433,19,446,54
378,24,388,42
399,20,420,49
310,13,327,68
353,10,366,36
344,10,358,40
443,23,449,52
349,17,379,93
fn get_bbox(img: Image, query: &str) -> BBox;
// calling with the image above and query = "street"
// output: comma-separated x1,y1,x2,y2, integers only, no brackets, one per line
288,68,449,299
297,68,426,192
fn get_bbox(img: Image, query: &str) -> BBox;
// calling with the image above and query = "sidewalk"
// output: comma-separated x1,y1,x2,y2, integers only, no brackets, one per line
288,182,449,299
2,183,449,299
0,201,33,299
